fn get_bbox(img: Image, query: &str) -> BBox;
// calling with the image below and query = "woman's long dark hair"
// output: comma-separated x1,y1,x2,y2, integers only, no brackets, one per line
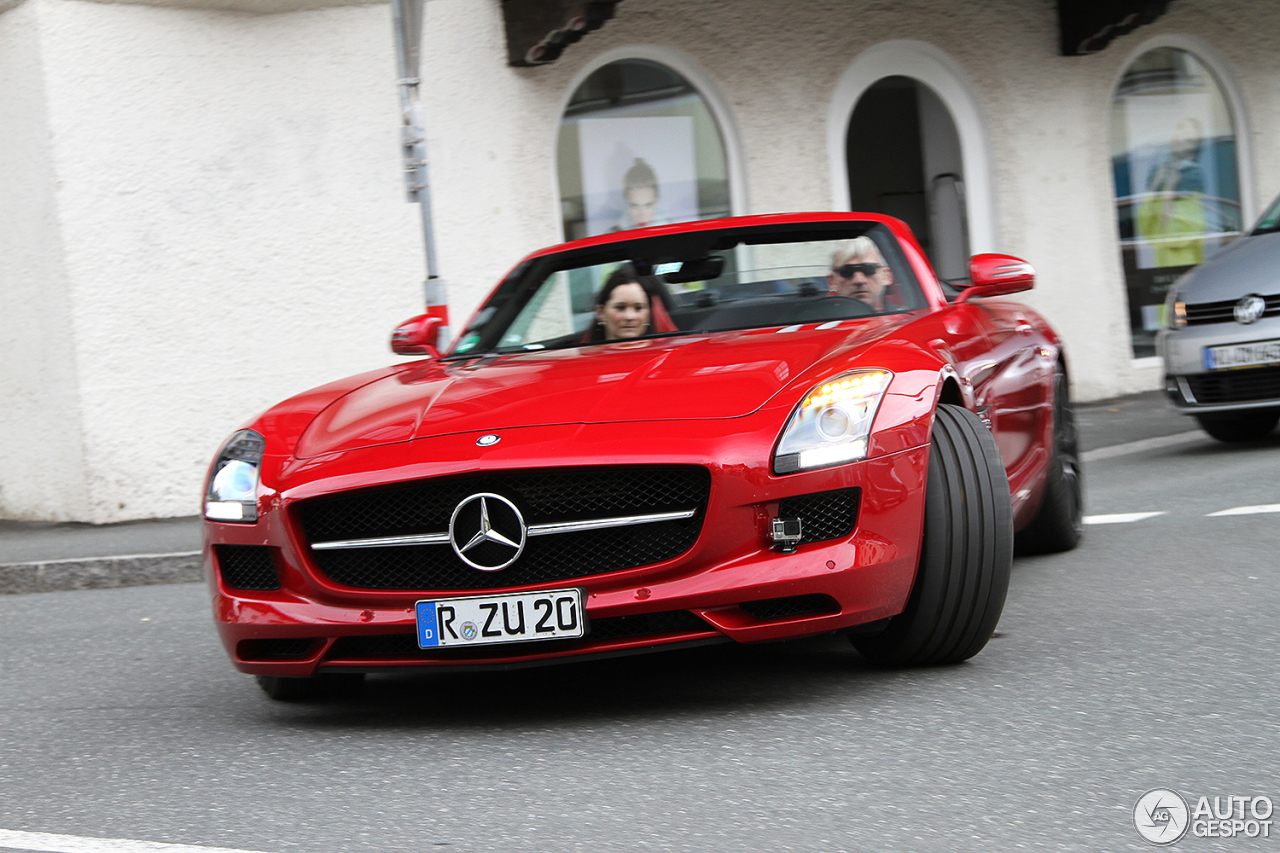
595,264,659,306
590,264,662,341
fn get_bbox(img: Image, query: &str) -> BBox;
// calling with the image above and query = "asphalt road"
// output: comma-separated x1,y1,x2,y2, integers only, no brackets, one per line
2,405,1278,852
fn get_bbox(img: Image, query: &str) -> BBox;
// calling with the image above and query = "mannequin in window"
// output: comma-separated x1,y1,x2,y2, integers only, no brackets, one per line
1138,117,1207,268
613,158,668,231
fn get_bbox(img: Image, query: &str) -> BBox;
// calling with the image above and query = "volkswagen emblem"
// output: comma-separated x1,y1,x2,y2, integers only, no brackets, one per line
448,493,526,571
477,434,500,447
1235,294,1267,325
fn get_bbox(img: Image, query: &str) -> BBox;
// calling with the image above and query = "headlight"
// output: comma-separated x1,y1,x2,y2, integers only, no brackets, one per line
773,370,892,474
1163,275,1190,329
1164,292,1187,329
204,430,265,522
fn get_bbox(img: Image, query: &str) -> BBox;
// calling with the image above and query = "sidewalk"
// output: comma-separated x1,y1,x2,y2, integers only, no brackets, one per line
0,515,202,594
0,389,1194,595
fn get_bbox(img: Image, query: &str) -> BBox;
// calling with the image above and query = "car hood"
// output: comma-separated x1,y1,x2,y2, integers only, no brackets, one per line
1180,232,1280,302
294,319,909,458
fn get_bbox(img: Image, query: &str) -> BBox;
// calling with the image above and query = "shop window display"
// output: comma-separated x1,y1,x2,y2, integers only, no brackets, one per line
1110,47,1242,357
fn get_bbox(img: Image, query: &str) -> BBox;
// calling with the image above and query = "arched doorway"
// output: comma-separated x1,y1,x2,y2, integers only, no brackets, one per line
846,75,969,283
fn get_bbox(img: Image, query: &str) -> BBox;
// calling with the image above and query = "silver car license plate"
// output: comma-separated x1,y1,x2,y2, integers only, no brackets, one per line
1204,339,1280,370
415,588,585,648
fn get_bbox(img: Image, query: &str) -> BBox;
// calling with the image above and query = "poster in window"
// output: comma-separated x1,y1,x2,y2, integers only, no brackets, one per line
578,116,698,237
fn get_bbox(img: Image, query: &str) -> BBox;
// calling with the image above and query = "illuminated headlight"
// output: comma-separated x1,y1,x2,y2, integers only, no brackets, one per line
204,430,265,522
773,370,892,474
1164,277,1189,329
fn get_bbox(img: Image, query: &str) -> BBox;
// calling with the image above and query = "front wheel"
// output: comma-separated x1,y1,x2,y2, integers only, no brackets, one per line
1195,409,1280,443
851,405,1013,667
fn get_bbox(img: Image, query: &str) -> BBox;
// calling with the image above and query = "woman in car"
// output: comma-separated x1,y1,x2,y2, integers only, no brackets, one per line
590,265,679,341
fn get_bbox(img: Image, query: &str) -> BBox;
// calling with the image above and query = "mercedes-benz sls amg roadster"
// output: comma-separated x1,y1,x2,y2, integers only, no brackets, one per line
202,213,1082,700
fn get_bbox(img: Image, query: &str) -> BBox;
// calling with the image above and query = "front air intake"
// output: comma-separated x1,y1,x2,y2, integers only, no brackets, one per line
215,545,280,590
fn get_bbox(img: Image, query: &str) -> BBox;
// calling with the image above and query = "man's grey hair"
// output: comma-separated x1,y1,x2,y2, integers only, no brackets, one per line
830,236,885,269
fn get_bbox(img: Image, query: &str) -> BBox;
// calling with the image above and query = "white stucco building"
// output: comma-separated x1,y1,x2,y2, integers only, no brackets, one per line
3,0,1277,523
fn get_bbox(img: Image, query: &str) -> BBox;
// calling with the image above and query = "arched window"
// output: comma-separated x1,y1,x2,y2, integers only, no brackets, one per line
1111,46,1242,358
556,58,731,241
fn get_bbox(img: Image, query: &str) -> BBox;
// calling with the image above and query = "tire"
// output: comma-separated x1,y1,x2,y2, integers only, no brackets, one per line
255,672,365,702
1195,409,1280,443
851,404,1013,667
1015,363,1084,555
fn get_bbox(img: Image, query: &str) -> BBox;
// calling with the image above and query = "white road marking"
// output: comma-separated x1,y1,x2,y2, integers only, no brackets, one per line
1081,430,1203,462
1207,504,1280,517
0,829,273,853
1083,512,1166,525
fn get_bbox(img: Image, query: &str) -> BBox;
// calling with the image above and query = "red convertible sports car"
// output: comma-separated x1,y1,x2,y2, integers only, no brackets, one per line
203,213,1082,699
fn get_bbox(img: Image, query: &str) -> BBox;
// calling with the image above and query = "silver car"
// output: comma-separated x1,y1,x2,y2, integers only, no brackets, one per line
1158,192,1280,442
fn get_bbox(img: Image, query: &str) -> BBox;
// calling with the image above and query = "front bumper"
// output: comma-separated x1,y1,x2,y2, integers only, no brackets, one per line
1159,317,1280,414
204,424,930,677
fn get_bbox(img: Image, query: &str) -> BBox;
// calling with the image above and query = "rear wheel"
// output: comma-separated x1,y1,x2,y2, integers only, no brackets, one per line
851,405,1013,667
1015,363,1083,555
255,672,365,701
1194,409,1280,443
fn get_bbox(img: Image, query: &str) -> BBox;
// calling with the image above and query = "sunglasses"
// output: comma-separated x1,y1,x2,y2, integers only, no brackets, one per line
833,262,883,278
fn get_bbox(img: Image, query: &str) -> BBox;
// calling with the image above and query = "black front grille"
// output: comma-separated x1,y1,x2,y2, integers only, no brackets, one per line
298,467,710,591
740,594,839,620
778,488,860,544
1186,366,1280,404
1185,294,1280,326
326,610,714,661
215,545,280,590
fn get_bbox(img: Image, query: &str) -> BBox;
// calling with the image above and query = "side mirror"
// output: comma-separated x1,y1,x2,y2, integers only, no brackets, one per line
390,314,443,357
956,254,1035,302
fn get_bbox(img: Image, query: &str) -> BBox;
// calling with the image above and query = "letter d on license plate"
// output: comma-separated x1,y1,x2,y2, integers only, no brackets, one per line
416,588,586,649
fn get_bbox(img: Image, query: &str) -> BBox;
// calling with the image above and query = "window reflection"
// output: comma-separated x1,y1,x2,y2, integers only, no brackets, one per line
1111,47,1242,357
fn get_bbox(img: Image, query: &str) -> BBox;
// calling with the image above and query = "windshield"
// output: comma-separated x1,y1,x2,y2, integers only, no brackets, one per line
1253,193,1280,236
450,222,925,357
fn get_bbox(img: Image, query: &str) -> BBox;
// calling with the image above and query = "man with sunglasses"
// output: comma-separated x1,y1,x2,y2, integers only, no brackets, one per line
827,236,894,311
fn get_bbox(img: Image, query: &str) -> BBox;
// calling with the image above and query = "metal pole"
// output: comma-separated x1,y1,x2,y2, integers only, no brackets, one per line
390,0,450,344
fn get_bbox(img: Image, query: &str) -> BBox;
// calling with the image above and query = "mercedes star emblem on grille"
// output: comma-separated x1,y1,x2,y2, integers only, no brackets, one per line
448,493,527,571
1235,294,1266,324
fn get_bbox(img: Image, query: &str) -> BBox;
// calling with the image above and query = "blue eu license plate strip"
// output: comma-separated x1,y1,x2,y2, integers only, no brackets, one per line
415,588,586,649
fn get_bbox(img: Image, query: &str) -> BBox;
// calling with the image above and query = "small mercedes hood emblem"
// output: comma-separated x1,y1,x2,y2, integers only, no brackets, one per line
448,493,526,571
477,434,500,446
1235,294,1267,325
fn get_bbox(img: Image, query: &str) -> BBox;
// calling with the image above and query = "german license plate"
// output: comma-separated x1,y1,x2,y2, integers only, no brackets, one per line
1205,340,1280,370
415,588,586,649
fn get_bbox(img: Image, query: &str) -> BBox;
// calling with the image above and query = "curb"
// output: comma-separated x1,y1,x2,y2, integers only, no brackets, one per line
0,551,203,595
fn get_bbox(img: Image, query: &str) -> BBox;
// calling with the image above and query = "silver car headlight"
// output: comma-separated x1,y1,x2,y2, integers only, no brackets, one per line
204,430,265,522
1163,275,1190,329
773,370,892,474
